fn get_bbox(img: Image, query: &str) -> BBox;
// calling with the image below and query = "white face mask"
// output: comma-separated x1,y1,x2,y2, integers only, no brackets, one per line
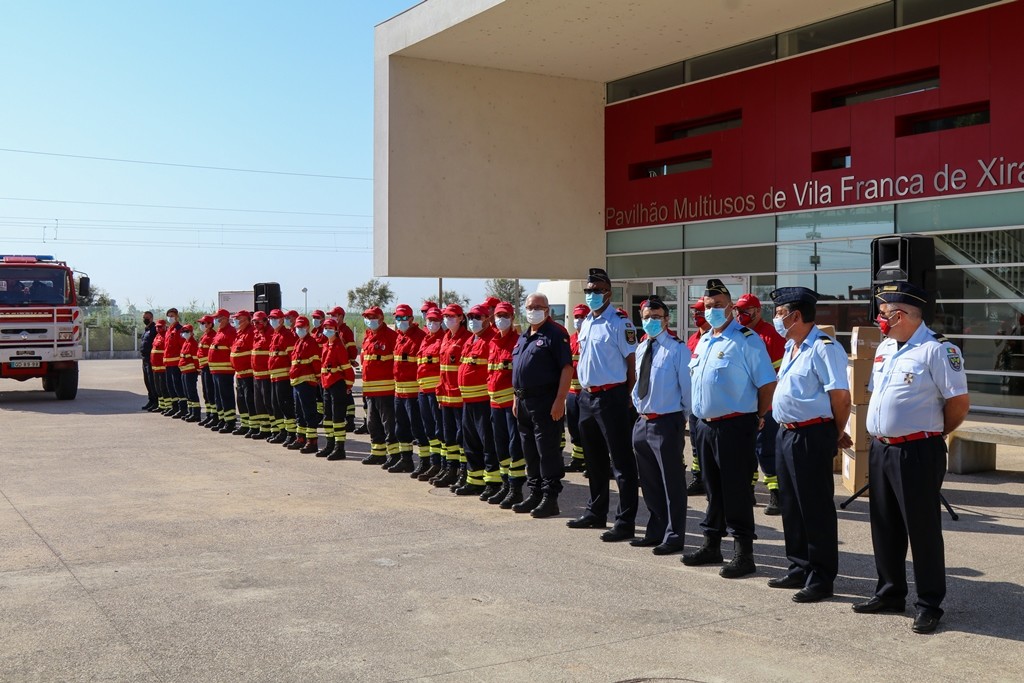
468,319,483,334
296,327,308,338
284,318,294,329
166,316,177,325
270,319,280,329
444,316,460,332
495,317,512,331
364,318,380,331
181,332,191,340
324,328,336,338
396,320,410,332
426,320,442,334
525,309,546,326
312,318,322,328
573,318,583,331
213,318,223,327
230,319,239,329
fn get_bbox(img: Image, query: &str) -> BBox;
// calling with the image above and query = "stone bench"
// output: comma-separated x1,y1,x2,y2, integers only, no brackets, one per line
947,426,1024,474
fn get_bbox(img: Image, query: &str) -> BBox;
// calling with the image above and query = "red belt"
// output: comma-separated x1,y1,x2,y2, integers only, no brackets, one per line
702,411,747,423
585,382,624,393
876,431,942,445
780,417,833,430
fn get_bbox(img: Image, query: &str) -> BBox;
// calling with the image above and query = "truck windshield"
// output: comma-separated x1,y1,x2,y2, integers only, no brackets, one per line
0,267,72,306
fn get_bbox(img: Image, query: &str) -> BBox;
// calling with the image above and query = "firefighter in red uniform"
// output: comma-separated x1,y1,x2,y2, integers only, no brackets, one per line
150,319,168,413
318,318,355,460
391,303,428,474
197,315,217,426
207,308,237,433
735,293,787,515
178,324,201,422
268,309,298,445
686,299,711,495
488,301,525,507
289,316,322,454
565,303,590,472
360,306,399,466
310,309,327,422
457,303,499,497
328,306,360,432
230,310,256,436
250,311,273,439
415,306,446,481
162,307,186,418
433,304,472,488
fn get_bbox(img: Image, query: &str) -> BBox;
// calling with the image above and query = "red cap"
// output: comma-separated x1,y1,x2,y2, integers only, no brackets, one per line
198,315,213,324
268,308,284,319
736,293,761,309
690,300,706,311
394,303,413,317
323,318,339,330
573,304,591,317
363,306,383,318
285,310,299,318
425,307,443,321
294,316,310,328
214,309,230,319
420,301,437,312
443,303,464,317
483,296,500,310
494,302,515,316
328,305,344,316
469,304,489,317
233,309,251,319
312,309,325,319
156,319,167,327
252,311,268,321
181,324,194,333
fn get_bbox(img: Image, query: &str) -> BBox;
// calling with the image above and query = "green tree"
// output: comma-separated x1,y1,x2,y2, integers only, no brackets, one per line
440,289,470,308
347,278,396,312
485,278,525,310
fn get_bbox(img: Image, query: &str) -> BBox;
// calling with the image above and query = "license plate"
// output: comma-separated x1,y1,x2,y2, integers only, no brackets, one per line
10,360,40,368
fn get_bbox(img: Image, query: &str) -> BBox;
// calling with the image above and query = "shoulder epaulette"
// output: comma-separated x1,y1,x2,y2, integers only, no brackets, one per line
932,332,948,343
739,326,754,337
818,335,834,345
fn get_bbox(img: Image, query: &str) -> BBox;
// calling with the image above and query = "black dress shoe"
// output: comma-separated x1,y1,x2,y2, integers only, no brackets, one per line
652,542,686,556
792,585,833,603
852,597,906,614
912,609,942,634
600,527,635,543
767,573,807,589
629,537,659,548
566,515,607,529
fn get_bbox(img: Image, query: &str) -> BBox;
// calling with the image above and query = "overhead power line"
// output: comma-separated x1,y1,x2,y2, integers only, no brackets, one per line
0,195,371,218
1,235,371,253
0,146,372,181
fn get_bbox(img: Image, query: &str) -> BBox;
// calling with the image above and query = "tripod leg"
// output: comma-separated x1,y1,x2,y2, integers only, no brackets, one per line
840,482,870,509
939,491,959,521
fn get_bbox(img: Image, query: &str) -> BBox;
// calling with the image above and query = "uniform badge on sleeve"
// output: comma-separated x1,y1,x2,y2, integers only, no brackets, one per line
904,372,915,384
625,329,637,345
947,347,963,372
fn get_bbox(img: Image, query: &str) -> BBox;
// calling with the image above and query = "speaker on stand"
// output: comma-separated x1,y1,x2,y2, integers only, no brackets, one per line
870,235,936,323
254,282,281,313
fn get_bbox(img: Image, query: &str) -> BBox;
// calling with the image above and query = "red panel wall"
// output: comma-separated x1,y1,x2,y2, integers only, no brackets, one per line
604,1,1024,230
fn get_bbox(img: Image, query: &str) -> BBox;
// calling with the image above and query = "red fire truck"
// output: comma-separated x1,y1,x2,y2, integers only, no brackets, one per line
0,255,90,399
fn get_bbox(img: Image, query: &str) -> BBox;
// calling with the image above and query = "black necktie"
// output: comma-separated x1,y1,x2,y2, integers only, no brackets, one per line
638,338,655,399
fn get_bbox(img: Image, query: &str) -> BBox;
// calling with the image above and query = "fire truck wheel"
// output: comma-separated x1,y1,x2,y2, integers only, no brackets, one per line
42,375,57,392
55,365,79,400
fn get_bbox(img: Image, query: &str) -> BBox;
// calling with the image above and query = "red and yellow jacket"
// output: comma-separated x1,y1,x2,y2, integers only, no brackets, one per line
394,324,426,398
439,327,472,407
488,329,519,408
208,326,237,375
251,325,271,381
163,323,184,366
289,335,321,387
321,338,354,390
416,328,445,394
150,332,166,373
569,332,582,394
459,327,496,403
268,327,296,382
361,325,398,396
198,328,216,369
337,322,358,364
179,335,200,374
230,325,255,378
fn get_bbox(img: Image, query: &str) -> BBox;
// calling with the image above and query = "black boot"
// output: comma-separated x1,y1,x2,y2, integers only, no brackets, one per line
530,494,560,518
245,428,261,439
232,424,249,436
764,489,781,516
388,453,415,473
432,463,459,487
449,464,468,492
686,471,706,495
326,442,347,461
361,453,386,465
269,430,288,444
353,421,369,435
564,458,586,473
478,482,501,502
682,536,724,566
282,433,297,448
381,452,401,470
512,487,543,514
410,457,430,479
300,438,319,454
218,421,236,434
720,538,756,578
288,437,307,451
499,479,525,509
419,460,442,482
346,417,356,432
208,419,224,431
487,478,510,505
455,483,486,496
186,409,201,423
316,438,336,458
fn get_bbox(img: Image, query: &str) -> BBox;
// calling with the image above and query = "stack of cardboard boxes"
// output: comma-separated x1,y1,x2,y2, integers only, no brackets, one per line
841,326,883,493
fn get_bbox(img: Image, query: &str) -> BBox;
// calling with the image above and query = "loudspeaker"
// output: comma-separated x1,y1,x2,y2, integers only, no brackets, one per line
870,235,935,323
254,282,281,313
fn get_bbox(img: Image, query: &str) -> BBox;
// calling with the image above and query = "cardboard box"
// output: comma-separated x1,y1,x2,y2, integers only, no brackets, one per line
841,447,870,495
845,404,870,451
817,324,836,338
850,326,882,359
847,358,873,405
833,448,842,473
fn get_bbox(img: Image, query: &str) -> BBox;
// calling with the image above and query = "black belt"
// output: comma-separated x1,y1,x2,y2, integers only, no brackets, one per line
514,384,558,399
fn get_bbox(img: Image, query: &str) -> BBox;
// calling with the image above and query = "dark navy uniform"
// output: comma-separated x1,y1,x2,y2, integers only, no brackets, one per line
140,317,158,408
512,317,572,497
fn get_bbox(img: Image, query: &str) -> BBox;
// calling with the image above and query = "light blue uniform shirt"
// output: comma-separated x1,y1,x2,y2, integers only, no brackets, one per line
631,332,692,416
689,319,776,419
578,305,637,388
772,326,850,424
867,323,968,437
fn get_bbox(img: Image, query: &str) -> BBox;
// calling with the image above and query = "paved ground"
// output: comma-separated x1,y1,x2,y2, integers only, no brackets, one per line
1,360,1022,683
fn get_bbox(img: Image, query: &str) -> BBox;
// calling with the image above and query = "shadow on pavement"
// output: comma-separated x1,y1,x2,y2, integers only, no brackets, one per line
0,387,142,416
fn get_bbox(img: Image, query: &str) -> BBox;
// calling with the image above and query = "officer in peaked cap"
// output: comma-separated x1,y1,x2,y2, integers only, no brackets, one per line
767,286,851,603
852,281,969,634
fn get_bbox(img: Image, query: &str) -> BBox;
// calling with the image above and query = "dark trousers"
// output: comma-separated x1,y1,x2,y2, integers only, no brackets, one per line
201,367,213,407
165,365,183,405
395,395,427,450
493,404,525,479
688,412,701,473
776,421,839,589
633,412,688,546
694,413,757,540
418,392,443,444
254,378,272,431
517,392,564,493
293,383,318,438
366,394,397,448
272,380,295,432
441,405,463,460
462,400,497,485
235,376,255,427
578,384,639,528
212,373,236,421
154,371,166,400
868,436,948,613
142,358,156,403
755,411,780,485
566,391,583,459
182,371,199,408
324,382,348,440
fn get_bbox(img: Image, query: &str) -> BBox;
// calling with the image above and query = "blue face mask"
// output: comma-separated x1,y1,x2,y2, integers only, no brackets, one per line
706,306,729,329
584,292,606,311
642,319,662,337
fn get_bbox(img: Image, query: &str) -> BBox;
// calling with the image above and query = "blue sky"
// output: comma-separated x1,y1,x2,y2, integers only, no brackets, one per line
0,1,528,313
